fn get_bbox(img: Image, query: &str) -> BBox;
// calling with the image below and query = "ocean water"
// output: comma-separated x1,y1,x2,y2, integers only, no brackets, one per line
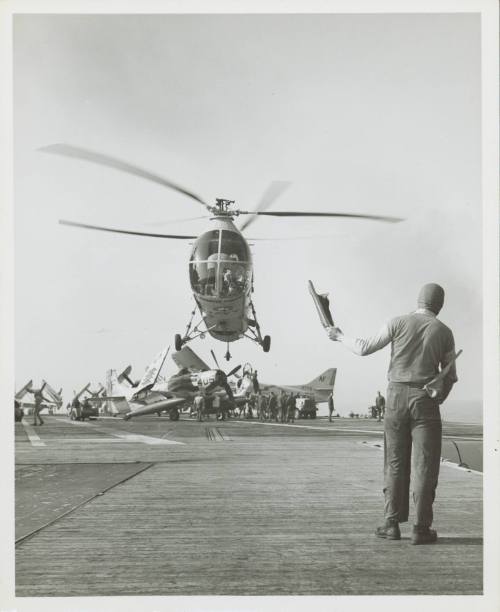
321,398,483,425
440,399,482,425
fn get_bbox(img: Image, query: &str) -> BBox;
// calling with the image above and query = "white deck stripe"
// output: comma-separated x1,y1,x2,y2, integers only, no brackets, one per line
108,432,184,445
50,438,139,444
21,421,46,447
65,419,184,445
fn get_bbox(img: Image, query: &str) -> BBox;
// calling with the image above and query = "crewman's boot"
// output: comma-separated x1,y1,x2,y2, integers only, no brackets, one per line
375,519,401,540
411,525,437,545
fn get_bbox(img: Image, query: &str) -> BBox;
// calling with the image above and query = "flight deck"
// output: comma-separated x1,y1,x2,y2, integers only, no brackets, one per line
15,415,482,597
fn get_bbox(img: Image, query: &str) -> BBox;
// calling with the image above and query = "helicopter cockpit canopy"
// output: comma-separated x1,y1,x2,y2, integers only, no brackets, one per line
189,229,252,298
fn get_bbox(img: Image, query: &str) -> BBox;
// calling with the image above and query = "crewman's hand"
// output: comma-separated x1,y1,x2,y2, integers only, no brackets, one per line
326,326,344,341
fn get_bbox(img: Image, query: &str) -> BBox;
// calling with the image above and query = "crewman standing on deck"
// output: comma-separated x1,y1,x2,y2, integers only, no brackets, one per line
328,392,335,422
326,283,458,545
278,391,287,423
268,392,278,422
375,391,386,422
28,383,50,426
287,393,296,423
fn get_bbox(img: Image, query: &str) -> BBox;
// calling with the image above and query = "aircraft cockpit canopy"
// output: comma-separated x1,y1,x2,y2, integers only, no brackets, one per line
189,229,252,298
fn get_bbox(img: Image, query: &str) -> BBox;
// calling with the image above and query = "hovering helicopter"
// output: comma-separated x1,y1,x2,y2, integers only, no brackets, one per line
40,144,403,360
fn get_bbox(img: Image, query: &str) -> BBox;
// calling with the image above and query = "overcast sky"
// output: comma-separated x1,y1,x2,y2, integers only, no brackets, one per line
13,13,482,412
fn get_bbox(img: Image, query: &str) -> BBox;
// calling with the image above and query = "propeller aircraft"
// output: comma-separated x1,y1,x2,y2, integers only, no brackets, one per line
40,143,403,360
15,380,63,413
99,344,336,422
103,345,242,421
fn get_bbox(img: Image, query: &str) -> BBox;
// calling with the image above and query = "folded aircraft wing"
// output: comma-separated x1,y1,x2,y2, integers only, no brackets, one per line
172,346,210,372
15,380,33,400
135,346,170,394
41,379,63,404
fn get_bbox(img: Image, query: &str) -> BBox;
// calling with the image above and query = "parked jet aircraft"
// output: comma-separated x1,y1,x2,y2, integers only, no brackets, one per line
232,362,337,405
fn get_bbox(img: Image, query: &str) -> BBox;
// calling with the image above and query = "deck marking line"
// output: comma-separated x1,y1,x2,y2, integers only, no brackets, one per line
21,421,46,447
232,420,384,435
15,462,155,546
218,428,232,441
50,438,136,444
232,420,482,441
65,419,184,445
361,440,483,475
109,432,184,445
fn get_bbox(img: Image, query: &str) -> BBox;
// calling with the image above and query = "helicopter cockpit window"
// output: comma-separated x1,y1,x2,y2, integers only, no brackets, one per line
189,229,251,298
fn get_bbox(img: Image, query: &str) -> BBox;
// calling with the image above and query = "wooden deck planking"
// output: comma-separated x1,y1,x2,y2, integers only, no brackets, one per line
15,429,482,597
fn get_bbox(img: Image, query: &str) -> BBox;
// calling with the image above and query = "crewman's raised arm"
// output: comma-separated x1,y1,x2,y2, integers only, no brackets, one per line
326,322,392,356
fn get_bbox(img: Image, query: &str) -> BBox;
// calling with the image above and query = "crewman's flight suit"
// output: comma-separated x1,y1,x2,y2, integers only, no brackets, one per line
328,393,335,422
328,284,457,541
32,390,45,426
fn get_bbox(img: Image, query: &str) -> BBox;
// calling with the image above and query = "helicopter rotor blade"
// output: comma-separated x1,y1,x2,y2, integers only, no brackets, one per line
210,350,221,370
227,364,242,378
40,143,209,210
240,211,404,223
239,181,291,233
145,215,210,227
59,220,196,239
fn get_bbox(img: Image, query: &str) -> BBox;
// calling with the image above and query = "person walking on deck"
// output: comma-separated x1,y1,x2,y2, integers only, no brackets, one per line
326,283,458,545
375,391,386,422
29,384,50,426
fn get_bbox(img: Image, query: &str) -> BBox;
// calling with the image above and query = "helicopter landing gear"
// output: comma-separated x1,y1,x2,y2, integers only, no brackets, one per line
244,301,271,353
225,343,232,361
174,308,216,352
174,334,183,351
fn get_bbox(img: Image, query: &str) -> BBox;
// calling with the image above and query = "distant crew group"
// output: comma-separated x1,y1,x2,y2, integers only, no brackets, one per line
191,389,317,423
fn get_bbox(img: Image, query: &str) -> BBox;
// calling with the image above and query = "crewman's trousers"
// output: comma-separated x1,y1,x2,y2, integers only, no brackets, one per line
33,405,44,425
383,382,442,527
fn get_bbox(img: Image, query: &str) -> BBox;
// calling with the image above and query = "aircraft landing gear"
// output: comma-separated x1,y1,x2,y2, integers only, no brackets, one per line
169,407,180,421
262,335,271,353
225,343,231,361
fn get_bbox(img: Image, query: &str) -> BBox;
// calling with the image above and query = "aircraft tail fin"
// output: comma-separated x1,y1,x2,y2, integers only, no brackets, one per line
117,365,134,385
306,368,337,390
106,370,130,397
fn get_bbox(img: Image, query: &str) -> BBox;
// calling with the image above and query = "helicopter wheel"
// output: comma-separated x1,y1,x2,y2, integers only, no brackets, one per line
262,335,271,353
174,334,183,351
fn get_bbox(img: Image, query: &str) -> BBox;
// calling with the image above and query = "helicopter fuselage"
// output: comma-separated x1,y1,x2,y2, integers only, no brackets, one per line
189,216,253,343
